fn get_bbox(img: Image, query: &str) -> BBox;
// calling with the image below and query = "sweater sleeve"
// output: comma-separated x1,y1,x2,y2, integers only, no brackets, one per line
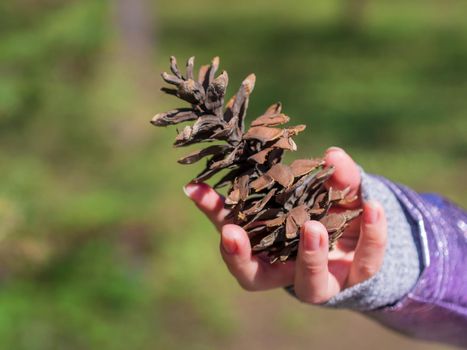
289,170,467,347
285,172,467,348
365,177,467,348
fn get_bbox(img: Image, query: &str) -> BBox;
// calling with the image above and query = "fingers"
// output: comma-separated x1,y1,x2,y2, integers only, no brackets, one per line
294,221,341,304
184,183,230,231
324,147,361,209
220,225,295,291
347,201,387,287
186,184,295,291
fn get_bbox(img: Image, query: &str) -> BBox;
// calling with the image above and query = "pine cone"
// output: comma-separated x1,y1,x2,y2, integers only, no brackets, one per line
151,56,362,263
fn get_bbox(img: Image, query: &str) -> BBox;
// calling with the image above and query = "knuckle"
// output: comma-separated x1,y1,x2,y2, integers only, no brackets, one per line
302,261,327,276
375,235,387,249
364,235,387,251
356,262,380,280
305,266,326,277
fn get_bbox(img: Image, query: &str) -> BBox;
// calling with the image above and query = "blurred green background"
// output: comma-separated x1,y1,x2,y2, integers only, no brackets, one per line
0,0,466,349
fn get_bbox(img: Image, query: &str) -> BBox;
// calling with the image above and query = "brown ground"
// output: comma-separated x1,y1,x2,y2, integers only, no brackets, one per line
222,289,451,350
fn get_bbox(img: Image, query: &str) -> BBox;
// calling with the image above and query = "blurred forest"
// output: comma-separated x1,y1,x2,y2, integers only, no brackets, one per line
0,0,465,349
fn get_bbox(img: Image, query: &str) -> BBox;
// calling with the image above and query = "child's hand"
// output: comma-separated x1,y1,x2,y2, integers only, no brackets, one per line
184,147,387,304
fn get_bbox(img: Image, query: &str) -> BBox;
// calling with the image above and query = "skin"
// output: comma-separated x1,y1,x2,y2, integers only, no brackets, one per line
183,147,387,304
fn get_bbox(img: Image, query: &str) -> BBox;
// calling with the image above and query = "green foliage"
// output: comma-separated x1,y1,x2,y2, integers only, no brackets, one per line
0,0,465,349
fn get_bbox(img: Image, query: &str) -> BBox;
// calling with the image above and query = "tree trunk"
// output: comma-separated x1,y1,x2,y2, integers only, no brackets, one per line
113,0,156,79
341,0,368,32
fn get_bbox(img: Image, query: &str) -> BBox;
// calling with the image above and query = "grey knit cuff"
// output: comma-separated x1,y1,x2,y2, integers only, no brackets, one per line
285,171,423,311
322,171,423,310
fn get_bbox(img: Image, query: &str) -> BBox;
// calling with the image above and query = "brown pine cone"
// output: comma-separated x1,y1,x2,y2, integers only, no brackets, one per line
151,56,361,263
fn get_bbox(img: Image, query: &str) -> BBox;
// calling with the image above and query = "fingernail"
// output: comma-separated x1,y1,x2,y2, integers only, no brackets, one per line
304,229,320,251
363,201,379,224
222,230,237,254
183,183,196,198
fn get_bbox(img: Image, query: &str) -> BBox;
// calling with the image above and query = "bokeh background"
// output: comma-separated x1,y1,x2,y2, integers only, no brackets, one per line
1,0,466,349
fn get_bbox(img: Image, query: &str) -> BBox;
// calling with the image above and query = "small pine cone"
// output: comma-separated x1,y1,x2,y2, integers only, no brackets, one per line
151,56,362,263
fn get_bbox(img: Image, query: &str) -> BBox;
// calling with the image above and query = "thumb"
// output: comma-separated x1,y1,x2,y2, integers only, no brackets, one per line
294,221,341,304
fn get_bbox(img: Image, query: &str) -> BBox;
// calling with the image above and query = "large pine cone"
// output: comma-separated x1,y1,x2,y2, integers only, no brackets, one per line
151,56,361,263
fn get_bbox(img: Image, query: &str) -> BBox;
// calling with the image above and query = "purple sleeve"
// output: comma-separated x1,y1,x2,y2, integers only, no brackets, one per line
367,177,467,348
